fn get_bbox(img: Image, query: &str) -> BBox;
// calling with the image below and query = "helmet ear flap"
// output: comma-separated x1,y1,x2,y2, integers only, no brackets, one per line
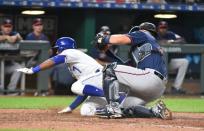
58,47,65,53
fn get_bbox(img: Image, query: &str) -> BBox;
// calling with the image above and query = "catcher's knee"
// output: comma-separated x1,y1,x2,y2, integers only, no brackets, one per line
80,103,96,116
122,97,146,108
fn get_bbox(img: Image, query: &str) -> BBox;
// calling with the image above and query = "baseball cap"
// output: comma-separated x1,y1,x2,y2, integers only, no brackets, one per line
2,18,13,27
33,18,43,26
158,21,168,29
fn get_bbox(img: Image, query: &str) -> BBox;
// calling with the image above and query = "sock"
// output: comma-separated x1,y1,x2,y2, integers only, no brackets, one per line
118,93,126,104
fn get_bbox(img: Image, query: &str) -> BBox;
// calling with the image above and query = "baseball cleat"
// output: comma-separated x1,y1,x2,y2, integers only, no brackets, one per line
151,100,172,120
96,104,123,119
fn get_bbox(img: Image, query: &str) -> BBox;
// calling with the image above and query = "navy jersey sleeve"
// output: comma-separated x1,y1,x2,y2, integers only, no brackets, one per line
42,34,48,41
126,31,147,46
25,33,32,40
167,31,177,40
9,31,18,36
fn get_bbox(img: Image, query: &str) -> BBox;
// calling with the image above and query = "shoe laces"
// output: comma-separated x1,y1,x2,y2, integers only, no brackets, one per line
106,102,122,114
151,103,163,117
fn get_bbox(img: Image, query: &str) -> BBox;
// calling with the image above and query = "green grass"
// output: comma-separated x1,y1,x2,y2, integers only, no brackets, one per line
163,98,204,113
0,96,74,109
0,96,204,113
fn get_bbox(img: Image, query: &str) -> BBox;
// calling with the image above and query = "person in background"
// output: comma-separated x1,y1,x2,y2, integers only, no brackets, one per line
26,18,48,41
25,18,49,65
157,21,189,95
0,18,23,95
25,18,50,96
0,18,22,43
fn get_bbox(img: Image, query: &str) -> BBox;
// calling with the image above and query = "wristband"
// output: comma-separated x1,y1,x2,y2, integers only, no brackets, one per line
32,65,41,73
103,35,110,45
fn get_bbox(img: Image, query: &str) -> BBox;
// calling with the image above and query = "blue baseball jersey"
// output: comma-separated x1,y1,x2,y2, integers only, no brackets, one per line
127,31,167,77
157,31,178,40
26,32,48,40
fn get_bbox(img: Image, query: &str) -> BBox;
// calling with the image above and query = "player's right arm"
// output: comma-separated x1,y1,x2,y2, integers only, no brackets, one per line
108,34,131,45
95,31,146,47
16,55,66,74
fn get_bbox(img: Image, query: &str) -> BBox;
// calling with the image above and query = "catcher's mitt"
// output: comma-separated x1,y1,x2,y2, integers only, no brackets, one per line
93,32,109,51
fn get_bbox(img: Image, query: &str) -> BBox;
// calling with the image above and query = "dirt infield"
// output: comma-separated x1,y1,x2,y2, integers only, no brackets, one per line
0,109,204,131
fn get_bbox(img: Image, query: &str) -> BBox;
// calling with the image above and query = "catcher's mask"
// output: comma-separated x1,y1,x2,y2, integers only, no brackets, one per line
139,22,157,37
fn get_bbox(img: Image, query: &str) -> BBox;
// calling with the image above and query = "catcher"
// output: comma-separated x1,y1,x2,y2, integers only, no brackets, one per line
94,22,172,119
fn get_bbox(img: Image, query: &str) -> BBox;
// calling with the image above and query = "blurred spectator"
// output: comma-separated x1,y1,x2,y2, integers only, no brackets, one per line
0,19,22,43
185,0,201,4
157,21,185,44
25,18,49,66
26,18,48,41
147,0,166,4
0,18,23,95
128,0,140,2
157,21,189,95
25,18,51,96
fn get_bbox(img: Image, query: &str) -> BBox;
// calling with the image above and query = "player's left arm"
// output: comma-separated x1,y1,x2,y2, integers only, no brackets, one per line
58,95,88,114
16,55,66,74
69,95,88,110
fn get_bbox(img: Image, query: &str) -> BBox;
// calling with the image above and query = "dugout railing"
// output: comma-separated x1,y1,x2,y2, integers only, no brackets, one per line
0,40,50,95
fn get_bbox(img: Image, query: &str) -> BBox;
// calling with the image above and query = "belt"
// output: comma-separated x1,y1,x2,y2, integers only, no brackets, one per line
154,71,164,80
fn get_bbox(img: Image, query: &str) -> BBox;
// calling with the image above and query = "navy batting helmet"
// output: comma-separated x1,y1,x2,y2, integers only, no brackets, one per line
54,37,76,53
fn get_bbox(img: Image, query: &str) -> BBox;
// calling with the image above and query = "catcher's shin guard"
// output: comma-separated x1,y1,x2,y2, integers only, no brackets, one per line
97,62,123,119
103,62,119,104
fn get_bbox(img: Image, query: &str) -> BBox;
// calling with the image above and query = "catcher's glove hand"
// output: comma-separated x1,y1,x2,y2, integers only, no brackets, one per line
93,32,109,51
